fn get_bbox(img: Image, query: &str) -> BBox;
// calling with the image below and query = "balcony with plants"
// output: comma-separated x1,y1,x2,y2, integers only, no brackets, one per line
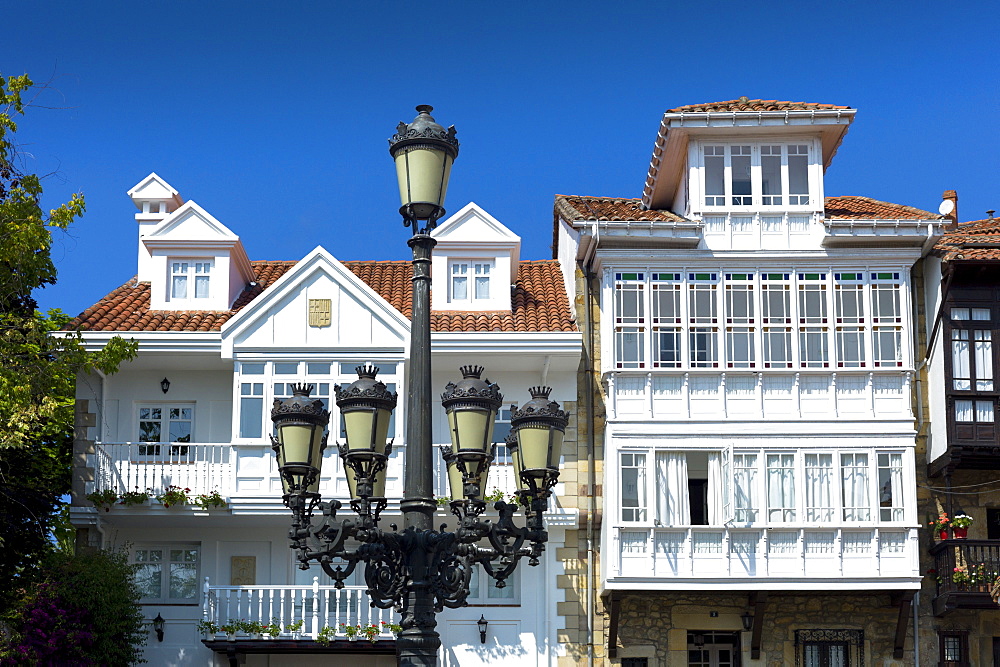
927,513,1000,615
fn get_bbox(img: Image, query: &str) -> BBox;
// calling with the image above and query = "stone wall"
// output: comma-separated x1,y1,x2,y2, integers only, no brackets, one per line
557,265,607,667
612,591,913,666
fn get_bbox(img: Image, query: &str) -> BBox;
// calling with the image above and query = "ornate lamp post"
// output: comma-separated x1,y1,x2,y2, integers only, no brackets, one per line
268,106,568,666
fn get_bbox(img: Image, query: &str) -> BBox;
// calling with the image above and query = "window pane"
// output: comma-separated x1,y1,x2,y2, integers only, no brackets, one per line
733,453,757,522
731,149,752,204
652,283,680,322
841,452,870,521
955,399,974,421
621,453,646,522
788,153,809,195
171,275,188,299
837,328,865,367
973,308,991,320
804,453,833,522
616,328,645,369
705,152,724,196
689,328,718,367
274,363,298,374
877,452,904,522
194,275,210,298
798,284,827,323
139,420,161,442
764,328,792,367
835,284,863,323
951,307,970,320
452,276,467,300
135,563,162,598
240,397,263,438
307,362,331,374
975,330,993,390
726,328,754,368
953,330,971,389
766,453,796,522
654,329,681,367
475,277,490,299
762,285,790,323
169,419,192,443
873,328,902,367
977,400,994,423
169,562,198,599
761,151,782,196
799,328,829,367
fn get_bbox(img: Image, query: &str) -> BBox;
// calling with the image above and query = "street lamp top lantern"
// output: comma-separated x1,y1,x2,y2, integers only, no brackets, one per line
388,105,460,232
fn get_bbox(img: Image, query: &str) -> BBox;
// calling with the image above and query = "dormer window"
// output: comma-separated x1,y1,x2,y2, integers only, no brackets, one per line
170,260,212,300
450,260,492,302
702,143,812,209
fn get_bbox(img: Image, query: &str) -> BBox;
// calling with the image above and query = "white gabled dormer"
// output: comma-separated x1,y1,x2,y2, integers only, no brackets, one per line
131,177,254,310
430,203,521,312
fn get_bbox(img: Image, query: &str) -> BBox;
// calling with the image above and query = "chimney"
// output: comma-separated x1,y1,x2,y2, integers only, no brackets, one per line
940,190,958,230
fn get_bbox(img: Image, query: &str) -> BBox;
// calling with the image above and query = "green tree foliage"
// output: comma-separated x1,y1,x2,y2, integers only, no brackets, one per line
0,73,137,604
1,548,147,665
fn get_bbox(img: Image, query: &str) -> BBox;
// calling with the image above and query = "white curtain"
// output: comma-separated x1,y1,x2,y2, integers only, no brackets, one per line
707,452,723,524
655,452,690,525
804,453,833,522
766,454,795,522
841,453,869,521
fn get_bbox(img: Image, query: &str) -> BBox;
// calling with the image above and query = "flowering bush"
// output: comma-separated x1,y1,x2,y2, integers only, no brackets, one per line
952,514,974,528
0,582,95,664
156,485,190,507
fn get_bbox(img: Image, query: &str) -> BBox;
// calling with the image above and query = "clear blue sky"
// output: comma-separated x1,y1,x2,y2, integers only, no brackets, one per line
6,0,998,316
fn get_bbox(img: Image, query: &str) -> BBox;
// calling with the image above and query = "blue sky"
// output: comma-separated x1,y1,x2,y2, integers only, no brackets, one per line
5,1,999,316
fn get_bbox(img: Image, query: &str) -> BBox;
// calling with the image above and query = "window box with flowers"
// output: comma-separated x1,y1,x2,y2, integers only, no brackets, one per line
194,489,227,510
156,485,190,508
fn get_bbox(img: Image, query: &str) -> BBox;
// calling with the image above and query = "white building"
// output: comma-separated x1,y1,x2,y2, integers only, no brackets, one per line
69,174,582,666
554,98,947,665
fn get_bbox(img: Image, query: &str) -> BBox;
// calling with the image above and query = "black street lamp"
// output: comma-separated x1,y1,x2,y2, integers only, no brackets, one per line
269,106,567,666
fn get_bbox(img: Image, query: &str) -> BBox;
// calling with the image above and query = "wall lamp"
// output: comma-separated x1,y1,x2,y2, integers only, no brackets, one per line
741,611,753,631
477,615,488,644
153,613,164,642
160,378,170,394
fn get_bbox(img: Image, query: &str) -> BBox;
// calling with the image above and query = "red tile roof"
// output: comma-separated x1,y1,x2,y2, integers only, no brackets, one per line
935,217,1000,261
824,196,940,220
555,194,938,223
555,195,688,222
68,260,576,333
666,98,852,113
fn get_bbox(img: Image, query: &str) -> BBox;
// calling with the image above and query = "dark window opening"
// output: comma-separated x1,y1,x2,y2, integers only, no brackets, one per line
621,659,648,667
688,479,709,525
687,631,740,667
988,509,1000,540
939,631,969,666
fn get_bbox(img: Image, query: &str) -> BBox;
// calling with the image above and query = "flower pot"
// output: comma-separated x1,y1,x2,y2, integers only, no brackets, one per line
939,529,950,540
347,634,357,642
954,527,969,539
227,632,236,642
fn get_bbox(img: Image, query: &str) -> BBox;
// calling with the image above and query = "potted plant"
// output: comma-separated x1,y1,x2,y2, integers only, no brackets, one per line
196,620,219,639
316,625,336,646
261,622,279,639
86,489,118,512
929,512,951,540
120,487,151,507
219,621,239,641
360,623,380,643
156,485,190,508
194,489,227,510
238,619,264,639
285,618,304,639
952,514,974,538
341,623,359,641
952,566,971,587
382,621,402,638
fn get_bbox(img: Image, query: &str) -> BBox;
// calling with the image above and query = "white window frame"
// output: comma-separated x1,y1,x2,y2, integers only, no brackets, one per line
448,260,494,304
615,446,910,528
132,544,201,604
169,259,213,301
608,269,908,372
698,140,817,211
136,404,194,456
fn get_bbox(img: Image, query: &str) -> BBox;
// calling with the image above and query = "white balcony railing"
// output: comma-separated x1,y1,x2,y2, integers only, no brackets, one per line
611,526,920,585
93,442,234,496
202,578,396,638
90,442,516,501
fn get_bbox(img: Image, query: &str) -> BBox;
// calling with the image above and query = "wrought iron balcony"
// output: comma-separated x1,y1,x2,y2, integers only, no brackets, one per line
929,539,1000,616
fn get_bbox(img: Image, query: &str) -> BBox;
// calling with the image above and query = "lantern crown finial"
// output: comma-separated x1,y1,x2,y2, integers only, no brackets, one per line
290,382,314,397
527,386,552,400
355,364,380,380
460,365,485,380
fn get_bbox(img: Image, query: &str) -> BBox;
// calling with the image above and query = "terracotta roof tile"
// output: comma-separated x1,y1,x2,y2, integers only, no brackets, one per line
555,195,688,222
554,194,936,224
68,260,575,334
824,196,939,220
667,98,851,113
935,217,1000,261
